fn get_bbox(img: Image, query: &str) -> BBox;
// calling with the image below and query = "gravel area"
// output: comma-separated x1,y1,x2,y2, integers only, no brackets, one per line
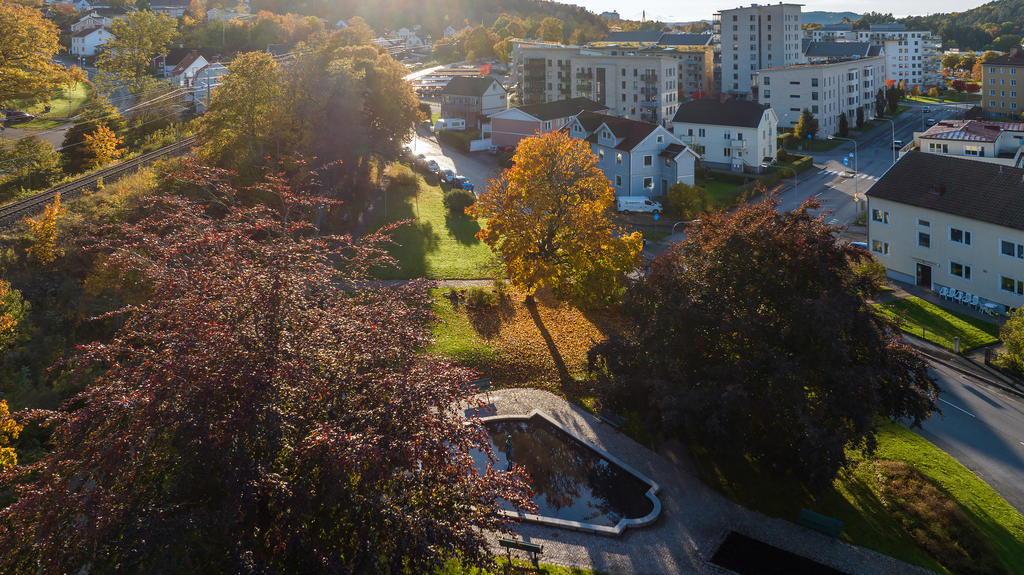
479,388,935,575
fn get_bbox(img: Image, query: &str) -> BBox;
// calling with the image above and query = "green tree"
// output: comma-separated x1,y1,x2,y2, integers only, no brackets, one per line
837,113,849,137
959,53,977,71
464,25,497,61
667,182,709,219
0,136,63,199
0,1,67,107
886,86,901,113
980,50,1002,63
0,279,28,353
793,108,818,141
61,98,126,174
856,106,865,128
999,308,1024,372
538,17,564,42
875,88,887,117
942,52,962,70
95,10,178,93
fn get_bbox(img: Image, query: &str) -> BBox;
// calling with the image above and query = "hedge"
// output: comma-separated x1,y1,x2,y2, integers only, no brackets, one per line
437,130,473,152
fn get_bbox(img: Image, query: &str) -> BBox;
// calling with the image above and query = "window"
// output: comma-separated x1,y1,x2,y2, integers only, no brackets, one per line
950,227,972,246
1001,275,1024,295
763,76,770,85
811,78,818,87
723,148,732,157
615,175,622,186
644,155,653,166
643,177,653,189
949,261,972,280
698,128,706,137
657,136,663,144
1001,239,1024,260
918,232,931,248
871,209,889,224
918,218,930,227
871,239,889,255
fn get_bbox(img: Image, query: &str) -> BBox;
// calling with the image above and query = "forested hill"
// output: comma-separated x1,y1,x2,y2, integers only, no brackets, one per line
249,0,608,40
898,0,1024,50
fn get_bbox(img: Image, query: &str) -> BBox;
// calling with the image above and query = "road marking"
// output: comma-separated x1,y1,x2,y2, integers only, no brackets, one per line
939,397,976,418
827,218,839,225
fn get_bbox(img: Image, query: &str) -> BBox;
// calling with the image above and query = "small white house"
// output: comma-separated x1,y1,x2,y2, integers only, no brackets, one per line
71,11,112,33
672,99,778,173
70,26,112,57
191,62,228,113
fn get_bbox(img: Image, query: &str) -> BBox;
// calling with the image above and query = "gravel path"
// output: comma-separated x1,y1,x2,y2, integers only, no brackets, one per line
480,388,935,575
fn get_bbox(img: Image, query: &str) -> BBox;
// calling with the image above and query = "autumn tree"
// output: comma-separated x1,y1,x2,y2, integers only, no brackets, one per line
465,25,497,61
0,163,534,573
24,193,65,266
0,136,63,199
0,399,22,471
61,98,126,174
95,10,178,93
590,194,939,490
473,131,642,307
0,1,67,106
0,279,28,352
667,182,708,220
538,16,564,42
81,125,124,170
793,107,818,141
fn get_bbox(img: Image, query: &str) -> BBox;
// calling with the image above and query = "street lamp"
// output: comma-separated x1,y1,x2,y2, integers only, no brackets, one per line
828,135,861,212
877,117,897,164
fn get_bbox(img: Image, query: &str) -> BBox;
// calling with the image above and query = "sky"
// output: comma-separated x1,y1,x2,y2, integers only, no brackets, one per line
558,0,993,24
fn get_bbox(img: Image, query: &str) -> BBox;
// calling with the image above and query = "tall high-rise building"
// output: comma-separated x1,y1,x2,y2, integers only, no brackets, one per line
715,3,805,98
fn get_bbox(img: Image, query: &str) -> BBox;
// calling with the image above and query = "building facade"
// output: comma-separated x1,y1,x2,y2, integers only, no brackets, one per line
672,99,778,172
756,55,884,136
916,119,1024,165
70,26,112,57
982,51,1024,118
715,3,805,98
808,23,941,88
489,97,609,148
590,32,717,98
866,152,1024,311
440,76,508,131
564,111,699,196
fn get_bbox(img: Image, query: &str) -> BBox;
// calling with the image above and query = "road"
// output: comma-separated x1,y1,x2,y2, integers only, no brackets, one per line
918,361,1024,513
409,124,499,192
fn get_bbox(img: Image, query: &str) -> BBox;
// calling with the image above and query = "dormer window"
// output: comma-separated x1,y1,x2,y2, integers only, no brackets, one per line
602,130,611,139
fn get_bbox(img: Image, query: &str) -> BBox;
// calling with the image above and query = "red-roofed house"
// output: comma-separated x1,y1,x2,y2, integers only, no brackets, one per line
155,49,210,85
917,119,1024,165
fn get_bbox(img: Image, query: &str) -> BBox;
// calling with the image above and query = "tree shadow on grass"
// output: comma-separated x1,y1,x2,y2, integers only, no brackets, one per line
526,298,572,385
444,211,482,245
370,190,438,279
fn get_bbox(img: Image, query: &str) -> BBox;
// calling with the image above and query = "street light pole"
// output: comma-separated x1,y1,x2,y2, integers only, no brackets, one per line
878,117,896,164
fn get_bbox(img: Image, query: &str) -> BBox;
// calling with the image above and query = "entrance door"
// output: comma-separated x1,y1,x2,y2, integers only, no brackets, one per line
916,263,932,288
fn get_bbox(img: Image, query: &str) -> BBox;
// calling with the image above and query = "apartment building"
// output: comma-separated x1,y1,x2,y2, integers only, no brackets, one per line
808,23,941,88
512,43,680,127
672,99,778,172
917,120,1024,165
981,50,1024,118
714,3,805,98
866,152,1024,311
592,32,716,98
756,55,884,136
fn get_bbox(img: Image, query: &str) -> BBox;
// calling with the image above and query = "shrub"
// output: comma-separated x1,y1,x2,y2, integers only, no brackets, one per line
493,278,509,300
437,130,473,152
418,102,432,121
667,182,709,219
443,188,476,214
928,86,941,98
497,151,515,168
465,287,498,309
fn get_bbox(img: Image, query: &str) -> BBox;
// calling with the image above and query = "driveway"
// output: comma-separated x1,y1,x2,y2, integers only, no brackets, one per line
410,125,500,192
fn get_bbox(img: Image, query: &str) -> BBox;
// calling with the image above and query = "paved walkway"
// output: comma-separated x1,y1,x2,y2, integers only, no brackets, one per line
480,389,934,575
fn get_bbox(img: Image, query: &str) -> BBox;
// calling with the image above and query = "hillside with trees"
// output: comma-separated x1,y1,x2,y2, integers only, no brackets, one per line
856,0,1024,50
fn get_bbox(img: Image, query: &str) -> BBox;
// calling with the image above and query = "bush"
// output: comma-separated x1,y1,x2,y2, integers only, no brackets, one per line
497,151,515,168
437,130,473,152
465,287,497,309
418,102,431,121
667,182,709,219
442,188,476,213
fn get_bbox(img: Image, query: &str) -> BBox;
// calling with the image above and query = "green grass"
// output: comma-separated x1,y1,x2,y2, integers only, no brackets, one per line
874,296,1000,352
429,289,500,365
790,137,842,153
440,557,601,575
690,421,1024,574
641,229,670,242
701,180,744,209
13,83,92,129
372,172,503,279
906,92,981,104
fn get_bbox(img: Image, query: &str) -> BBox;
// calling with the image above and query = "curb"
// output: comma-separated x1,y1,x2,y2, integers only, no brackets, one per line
904,337,1024,400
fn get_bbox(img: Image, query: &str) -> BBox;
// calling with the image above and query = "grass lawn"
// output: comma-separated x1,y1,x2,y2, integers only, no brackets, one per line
641,229,670,242
372,169,503,279
906,93,980,104
701,179,744,209
789,137,842,153
874,296,1000,352
690,421,1024,574
14,83,92,129
441,557,600,575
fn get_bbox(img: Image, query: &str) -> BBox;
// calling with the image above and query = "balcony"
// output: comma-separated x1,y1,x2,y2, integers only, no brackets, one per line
729,139,747,149
640,85,659,96
576,71,594,80
640,73,658,83
639,100,659,108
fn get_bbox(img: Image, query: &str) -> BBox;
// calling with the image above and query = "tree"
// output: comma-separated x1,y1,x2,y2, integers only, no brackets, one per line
959,53,977,72
980,50,1001,63
999,308,1024,372
0,164,534,573
886,86,901,113
0,136,63,198
589,194,939,491
81,125,124,170
793,108,818,141
472,131,642,307
538,17,564,42
0,399,22,471
837,113,849,137
942,52,962,71
199,51,283,174
61,98,126,174
464,25,497,61
875,88,887,117
95,10,178,93
667,182,708,219
856,106,865,128
0,279,28,352
0,1,67,107
24,192,65,266
928,86,941,98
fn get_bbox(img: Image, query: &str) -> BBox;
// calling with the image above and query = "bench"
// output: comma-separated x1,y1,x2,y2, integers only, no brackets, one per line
597,408,626,429
797,508,844,538
498,537,543,570
468,378,491,391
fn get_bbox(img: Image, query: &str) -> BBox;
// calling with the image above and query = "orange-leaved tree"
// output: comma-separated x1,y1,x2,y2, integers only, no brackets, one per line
0,399,21,470
0,279,28,351
82,124,124,170
25,192,66,266
472,131,642,306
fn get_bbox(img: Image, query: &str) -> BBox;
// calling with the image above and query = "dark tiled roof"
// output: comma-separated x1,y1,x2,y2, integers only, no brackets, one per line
658,33,713,47
516,97,607,121
868,45,883,57
600,31,712,47
572,111,660,151
602,31,665,44
72,26,104,38
985,51,1024,67
660,143,686,158
442,76,502,97
920,119,1024,143
866,151,1024,231
804,41,873,58
672,99,768,128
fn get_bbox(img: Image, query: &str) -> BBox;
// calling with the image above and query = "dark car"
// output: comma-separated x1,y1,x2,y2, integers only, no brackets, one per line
2,110,35,125
452,176,474,192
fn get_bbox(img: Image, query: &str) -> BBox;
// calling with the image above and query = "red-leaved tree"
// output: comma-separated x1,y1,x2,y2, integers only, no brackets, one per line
0,161,534,574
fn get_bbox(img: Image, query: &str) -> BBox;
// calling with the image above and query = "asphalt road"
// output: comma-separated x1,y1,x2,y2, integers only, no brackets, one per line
409,125,500,192
918,361,1024,513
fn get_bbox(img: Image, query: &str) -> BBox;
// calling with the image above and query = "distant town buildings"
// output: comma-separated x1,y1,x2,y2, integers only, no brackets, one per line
599,11,620,20
715,3,805,98
807,23,941,88
982,50,1024,118
489,97,609,148
916,119,1024,165
440,76,508,131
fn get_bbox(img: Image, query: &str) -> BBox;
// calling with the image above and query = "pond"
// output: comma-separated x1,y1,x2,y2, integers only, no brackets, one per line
471,411,660,535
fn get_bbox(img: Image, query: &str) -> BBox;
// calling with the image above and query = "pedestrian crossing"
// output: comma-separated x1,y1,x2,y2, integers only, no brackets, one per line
819,168,876,181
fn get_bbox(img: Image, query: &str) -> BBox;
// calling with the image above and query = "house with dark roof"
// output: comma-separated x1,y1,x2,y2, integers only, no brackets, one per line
440,76,507,131
917,120,1024,165
70,26,112,57
866,151,1024,310
672,99,778,172
802,41,880,63
563,111,699,196
489,98,609,148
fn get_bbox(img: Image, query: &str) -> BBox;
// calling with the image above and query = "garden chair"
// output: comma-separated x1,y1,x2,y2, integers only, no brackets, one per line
971,295,980,310
938,286,949,300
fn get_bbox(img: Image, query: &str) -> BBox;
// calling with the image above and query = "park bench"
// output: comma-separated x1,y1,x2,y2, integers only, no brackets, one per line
597,408,626,429
797,508,844,538
498,537,543,572
468,378,491,392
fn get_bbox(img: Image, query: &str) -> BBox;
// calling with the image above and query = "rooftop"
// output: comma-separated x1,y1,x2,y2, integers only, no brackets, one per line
515,97,608,121
757,54,883,72
442,76,502,97
985,51,1024,67
571,111,661,151
671,99,769,128
598,32,713,47
866,151,1024,232
803,41,875,59
920,119,1024,143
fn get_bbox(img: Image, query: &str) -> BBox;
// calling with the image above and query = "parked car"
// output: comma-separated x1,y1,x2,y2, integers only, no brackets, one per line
2,110,34,125
440,169,456,185
922,107,931,113
926,118,936,126
892,139,903,149
849,241,868,251
401,145,413,159
616,196,662,215
425,160,440,174
414,153,427,168
451,176,474,192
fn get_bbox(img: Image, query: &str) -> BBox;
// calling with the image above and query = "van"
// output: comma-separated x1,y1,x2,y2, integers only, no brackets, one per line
926,118,936,126
432,118,466,133
616,196,662,214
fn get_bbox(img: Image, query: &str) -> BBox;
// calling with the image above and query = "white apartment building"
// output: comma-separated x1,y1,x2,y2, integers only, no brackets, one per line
672,99,778,172
715,3,805,98
513,43,680,127
756,55,885,136
807,23,941,88
591,32,717,98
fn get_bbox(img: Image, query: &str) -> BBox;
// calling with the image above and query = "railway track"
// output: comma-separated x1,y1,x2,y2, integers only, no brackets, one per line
0,135,198,228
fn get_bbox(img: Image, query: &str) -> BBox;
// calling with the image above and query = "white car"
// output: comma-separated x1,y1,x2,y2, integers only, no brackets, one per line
616,196,662,215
